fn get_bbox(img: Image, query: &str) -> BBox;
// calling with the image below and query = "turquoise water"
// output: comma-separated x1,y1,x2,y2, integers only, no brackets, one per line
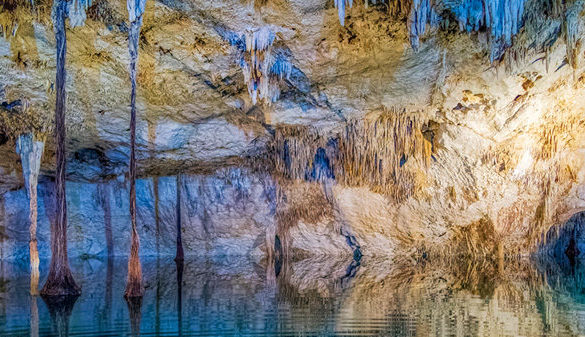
0,256,584,336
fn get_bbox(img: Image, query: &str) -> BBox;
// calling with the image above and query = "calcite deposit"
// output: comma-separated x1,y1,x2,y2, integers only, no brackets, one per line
1,0,585,261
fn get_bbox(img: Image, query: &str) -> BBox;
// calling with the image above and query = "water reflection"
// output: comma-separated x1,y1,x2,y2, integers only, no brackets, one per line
0,256,584,336
125,296,142,337
176,259,183,337
41,295,78,337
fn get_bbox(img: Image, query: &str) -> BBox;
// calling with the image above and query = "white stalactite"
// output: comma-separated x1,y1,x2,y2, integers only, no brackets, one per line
334,0,353,26
67,0,92,27
16,133,45,295
240,27,291,105
128,0,147,24
408,0,437,50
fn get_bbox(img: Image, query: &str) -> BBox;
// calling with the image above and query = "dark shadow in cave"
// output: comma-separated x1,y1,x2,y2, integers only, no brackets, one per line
274,235,283,278
541,212,585,267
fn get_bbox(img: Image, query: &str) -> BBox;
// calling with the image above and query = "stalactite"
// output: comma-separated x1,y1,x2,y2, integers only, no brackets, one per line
387,0,412,17
40,0,80,298
338,111,431,202
16,133,44,295
265,110,432,203
563,1,583,70
240,27,291,104
67,0,92,27
334,0,353,26
175,175,184,262
333,0,527,59
408,0,437,51
125,0,147,299
243,27,274,104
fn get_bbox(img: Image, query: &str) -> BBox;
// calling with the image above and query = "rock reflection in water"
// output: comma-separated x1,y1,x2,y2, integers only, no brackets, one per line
0,256,584,336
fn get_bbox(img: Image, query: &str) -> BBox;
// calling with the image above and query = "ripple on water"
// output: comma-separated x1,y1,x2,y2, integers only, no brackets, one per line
0,256,584,336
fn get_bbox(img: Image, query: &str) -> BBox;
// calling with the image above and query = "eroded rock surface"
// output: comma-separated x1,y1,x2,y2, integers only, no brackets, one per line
1,0,585,259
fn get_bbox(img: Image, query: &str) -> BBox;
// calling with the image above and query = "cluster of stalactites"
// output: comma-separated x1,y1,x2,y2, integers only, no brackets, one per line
241,27,292,105
268,125,331,180
332,0,438,49
337,111,432,202
66,0,92,27
447,0,526,61
408,0,438,50
266,111,433,202
333,0,525,57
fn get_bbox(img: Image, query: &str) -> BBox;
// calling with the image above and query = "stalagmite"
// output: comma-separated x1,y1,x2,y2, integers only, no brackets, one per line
125,0,147,299
16,133,45,295
40,0,80,298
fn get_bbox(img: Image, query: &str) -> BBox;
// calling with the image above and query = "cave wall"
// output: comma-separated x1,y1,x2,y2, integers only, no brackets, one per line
0,168,277,260
0,0,585,260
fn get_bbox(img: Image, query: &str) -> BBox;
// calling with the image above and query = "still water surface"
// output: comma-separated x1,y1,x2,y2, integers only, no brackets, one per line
0,256,584,336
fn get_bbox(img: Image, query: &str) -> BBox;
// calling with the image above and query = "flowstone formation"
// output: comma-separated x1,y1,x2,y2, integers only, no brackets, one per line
0,0,584,263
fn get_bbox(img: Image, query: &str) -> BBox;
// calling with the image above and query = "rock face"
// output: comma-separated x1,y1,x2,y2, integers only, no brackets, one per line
1,0,585,260
1,168,275,259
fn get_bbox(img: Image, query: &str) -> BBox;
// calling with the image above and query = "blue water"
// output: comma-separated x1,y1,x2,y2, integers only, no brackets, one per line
1,256,585,336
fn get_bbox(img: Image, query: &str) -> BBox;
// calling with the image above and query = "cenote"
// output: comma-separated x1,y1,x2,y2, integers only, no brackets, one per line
2,0,585,336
